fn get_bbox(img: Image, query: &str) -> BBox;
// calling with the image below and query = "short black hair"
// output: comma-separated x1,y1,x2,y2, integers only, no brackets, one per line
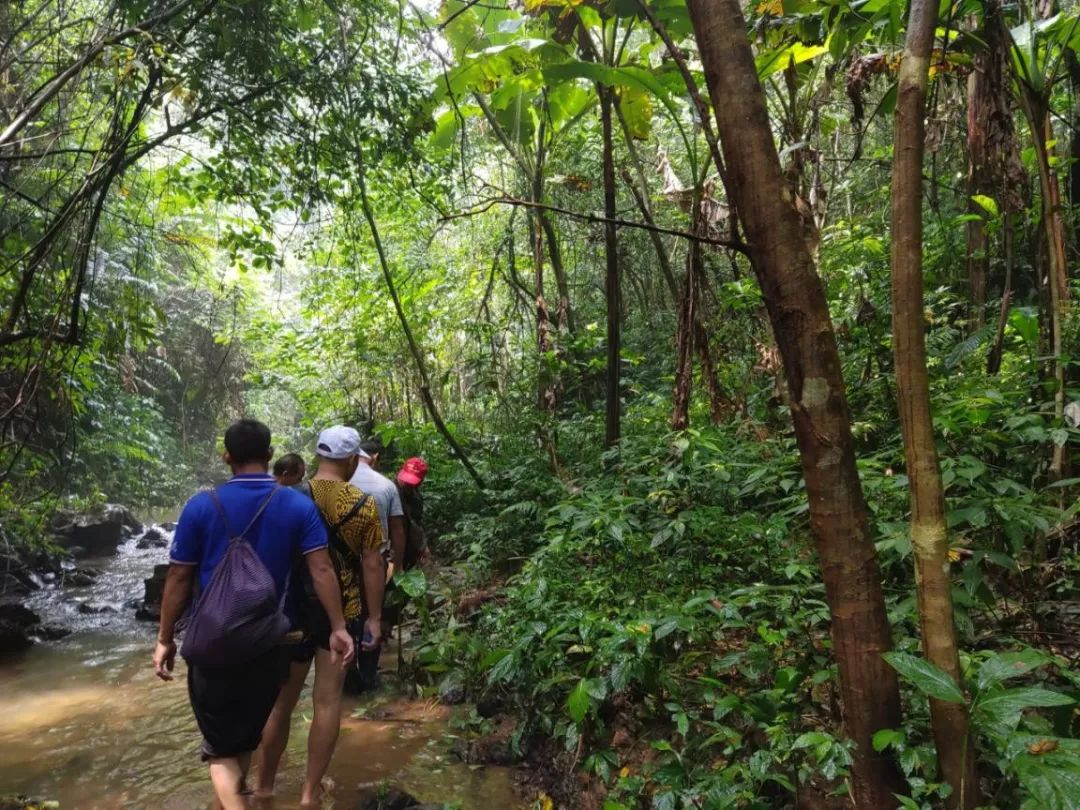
224,419,272,465
273,452,306,477
359,436,383,456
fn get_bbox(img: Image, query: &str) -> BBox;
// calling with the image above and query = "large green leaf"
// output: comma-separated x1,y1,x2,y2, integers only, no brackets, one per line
976,650,1053,692
567,678,592,723
617,85,653,140
974,687,1075,738
1013,751,1080,810
755,42,828,79
882,652,966,704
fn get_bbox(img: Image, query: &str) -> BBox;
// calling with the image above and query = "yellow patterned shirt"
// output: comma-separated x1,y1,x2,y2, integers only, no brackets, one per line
308,479,384,623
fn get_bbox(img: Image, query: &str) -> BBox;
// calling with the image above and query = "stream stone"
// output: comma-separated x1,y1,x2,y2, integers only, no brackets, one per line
353,788,443,810
0,602,41,656
136,526,169,549
50,504,142,558
136,564,170,622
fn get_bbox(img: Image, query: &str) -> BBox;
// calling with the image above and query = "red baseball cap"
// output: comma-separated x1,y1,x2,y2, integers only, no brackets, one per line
397,456,428,486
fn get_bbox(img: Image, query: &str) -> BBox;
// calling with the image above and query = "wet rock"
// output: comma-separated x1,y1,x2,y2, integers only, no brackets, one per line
136,526,168,550
0,603,40,627
0,573,28,598
32,625,71,641
50,503,142,558
437,679,466,706
136,563,170,622
476,691,505,719
161,521,177,532
0,602,45,654
0,620,33,655
76,601,116,615
60,567,97,587
354,788,430,810
449,717,521,765
0,796,60,809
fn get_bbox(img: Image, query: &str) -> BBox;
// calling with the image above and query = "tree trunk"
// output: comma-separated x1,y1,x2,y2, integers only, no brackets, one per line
353,155,485,490
1018,92,1068,502
891,3,979,807
671,236,697,431
686,2,905,805
600,80,621,447
987,213,1014,375
538,213,575,334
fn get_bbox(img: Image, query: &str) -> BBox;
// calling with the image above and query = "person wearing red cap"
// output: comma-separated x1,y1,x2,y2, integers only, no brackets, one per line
396,457,429,568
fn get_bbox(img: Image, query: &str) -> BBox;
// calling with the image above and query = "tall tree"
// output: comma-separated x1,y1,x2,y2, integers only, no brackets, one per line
685,0,905,804
890,2,979,807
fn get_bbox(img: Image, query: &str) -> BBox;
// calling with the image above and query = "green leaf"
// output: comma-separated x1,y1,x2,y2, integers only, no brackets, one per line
617,85,653,140
974,687,1075,738
1012,751,1080,810
395,568,428,598
872,728,905,752
976,650,1053,692
883,652,966,704
971,194,999,218
567,678,592,724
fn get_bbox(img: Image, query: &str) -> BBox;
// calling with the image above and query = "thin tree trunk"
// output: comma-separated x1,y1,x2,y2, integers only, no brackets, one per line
987,213,1014,375
538,213,574,334
600,80,621,447
671,236,697,430
353,156,485,490
686,3,905,805
891,3,979,806
1019,92,1068,502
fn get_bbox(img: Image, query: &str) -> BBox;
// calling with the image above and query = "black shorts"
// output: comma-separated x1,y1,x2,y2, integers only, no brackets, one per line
289,600,331,663
187,646,289,760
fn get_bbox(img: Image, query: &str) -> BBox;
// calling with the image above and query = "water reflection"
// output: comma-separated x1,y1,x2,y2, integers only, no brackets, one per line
1,527,522,809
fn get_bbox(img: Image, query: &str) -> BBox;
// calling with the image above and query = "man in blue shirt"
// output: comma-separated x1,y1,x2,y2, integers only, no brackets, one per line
152,419,354,810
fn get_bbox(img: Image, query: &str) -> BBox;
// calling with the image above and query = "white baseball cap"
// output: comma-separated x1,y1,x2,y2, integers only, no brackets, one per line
316,426,369,460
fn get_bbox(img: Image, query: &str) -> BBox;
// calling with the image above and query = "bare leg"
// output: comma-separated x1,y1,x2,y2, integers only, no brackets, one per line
254,659,311,797
300,648,347,806
208,757,249,810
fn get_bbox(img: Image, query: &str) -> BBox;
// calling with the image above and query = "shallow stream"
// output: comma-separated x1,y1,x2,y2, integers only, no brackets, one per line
0,528,521,809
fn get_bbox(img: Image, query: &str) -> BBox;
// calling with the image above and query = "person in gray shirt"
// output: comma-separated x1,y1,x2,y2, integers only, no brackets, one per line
348,437,405,569
346,435,406,693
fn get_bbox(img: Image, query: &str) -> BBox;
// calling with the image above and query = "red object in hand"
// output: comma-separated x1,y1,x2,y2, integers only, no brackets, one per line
397,456,428,486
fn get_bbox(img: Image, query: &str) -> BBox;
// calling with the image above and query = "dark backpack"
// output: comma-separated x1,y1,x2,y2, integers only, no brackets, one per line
180,487,291,669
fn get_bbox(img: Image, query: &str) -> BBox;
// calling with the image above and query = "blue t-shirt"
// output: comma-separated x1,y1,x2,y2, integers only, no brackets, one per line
170,474,328,595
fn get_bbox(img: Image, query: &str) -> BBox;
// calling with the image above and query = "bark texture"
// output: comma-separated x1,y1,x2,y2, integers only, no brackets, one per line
686,1,905,805
890,3,979,807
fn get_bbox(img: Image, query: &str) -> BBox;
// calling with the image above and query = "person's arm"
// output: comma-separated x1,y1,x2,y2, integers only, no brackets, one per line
388,515,406,572
305,548,355,668
361,544,385,649
154,564,195,680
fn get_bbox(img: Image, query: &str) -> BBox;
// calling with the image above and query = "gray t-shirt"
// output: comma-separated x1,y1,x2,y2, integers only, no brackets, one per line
348,463,403,551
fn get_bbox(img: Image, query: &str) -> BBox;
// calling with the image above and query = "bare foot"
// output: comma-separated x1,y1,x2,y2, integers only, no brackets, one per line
299,776,335,807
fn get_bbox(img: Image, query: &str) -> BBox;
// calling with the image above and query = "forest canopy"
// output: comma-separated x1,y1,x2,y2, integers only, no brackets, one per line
4,0,1080,807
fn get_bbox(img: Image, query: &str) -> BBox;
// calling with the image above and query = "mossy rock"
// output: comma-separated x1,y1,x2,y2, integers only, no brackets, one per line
0,796,60,809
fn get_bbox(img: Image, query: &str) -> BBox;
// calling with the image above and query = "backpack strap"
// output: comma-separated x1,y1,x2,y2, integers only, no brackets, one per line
208,486,280,544
330,490,371,534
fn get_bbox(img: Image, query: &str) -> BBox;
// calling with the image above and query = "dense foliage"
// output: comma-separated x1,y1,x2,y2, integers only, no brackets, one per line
5,0,1080,807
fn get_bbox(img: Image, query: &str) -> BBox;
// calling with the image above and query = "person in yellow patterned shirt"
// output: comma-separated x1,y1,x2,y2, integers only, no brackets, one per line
256,426,385,807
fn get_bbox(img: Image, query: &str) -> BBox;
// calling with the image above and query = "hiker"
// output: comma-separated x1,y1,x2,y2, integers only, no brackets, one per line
347,436,406,692
256,425,385,806
350,436,406,571
273,452,306,487
152,419,354,810
396,456,430,569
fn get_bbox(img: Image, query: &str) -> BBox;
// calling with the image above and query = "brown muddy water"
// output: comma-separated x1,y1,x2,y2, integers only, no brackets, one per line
0,529,523,809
